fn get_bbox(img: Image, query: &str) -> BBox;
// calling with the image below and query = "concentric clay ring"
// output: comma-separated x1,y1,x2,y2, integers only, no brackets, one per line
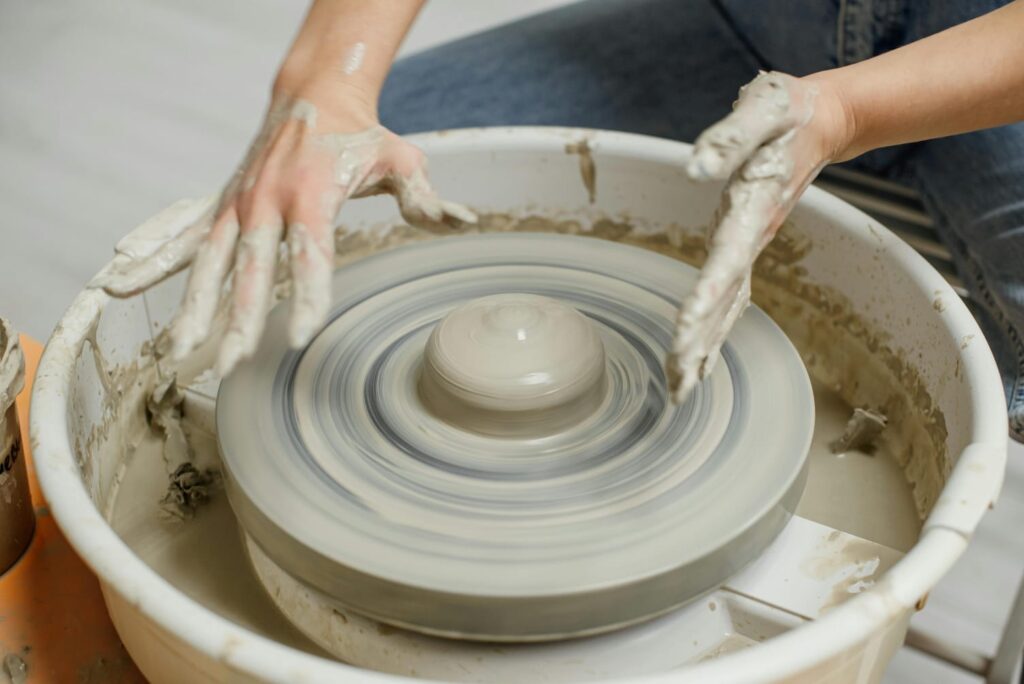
217,233,814,641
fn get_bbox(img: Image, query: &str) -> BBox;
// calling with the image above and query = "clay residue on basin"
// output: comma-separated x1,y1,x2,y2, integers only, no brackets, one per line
565,138,597,204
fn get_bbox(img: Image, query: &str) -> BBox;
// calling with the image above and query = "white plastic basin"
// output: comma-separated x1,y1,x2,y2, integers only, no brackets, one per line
30,128,1007,683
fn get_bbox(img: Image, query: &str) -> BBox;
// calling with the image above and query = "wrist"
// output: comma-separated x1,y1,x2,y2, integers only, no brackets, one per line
801,71,859,163
272,67,380,132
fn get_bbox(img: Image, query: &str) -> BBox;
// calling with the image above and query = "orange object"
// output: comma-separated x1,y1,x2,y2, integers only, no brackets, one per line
0,336,144,683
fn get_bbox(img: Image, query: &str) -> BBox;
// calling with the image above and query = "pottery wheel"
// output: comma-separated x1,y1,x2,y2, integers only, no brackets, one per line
218,232,813,641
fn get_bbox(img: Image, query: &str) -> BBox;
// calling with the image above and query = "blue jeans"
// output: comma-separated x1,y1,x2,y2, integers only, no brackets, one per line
379,0,1024,440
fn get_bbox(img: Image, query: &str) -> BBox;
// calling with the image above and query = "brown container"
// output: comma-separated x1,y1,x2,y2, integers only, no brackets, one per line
0,319,33,574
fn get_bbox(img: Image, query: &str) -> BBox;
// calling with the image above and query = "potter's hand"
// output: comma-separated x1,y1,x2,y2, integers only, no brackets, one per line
94,96,475,375
667,71,849,402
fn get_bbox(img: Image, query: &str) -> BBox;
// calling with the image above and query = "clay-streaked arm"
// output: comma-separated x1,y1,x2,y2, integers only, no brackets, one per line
274,0,426,125
94,0,475,376
669,2,1024,402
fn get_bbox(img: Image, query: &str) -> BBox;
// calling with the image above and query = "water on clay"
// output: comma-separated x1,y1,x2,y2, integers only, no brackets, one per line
106,372,921,658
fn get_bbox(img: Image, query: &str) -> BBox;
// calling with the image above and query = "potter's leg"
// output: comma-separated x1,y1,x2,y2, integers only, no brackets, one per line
906,127,1024,440
895,1,1024,439
380,0,763,141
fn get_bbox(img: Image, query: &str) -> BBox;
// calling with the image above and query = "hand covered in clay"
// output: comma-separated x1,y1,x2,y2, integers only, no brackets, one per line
94,96,475,375
667,71,848,402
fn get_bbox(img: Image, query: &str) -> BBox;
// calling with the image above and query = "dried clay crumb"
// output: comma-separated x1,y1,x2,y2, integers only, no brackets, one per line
830,408,888,454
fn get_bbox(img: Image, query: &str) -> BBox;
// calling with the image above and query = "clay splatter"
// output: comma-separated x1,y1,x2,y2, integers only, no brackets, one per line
565,139,597,204
342,42,367,75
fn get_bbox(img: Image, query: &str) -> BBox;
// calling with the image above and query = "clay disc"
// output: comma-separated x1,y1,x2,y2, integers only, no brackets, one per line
218,233,813,641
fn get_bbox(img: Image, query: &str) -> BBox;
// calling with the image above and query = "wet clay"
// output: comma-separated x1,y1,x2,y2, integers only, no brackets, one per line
146,377,220,520
420,293,607,436
160,463,219,522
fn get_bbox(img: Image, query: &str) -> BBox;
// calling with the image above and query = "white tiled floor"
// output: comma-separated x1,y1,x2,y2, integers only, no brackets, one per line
0,2,1020,681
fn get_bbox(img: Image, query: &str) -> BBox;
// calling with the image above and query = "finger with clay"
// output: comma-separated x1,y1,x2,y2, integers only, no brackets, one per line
669,0,1024,403
93,96,475,376
668,71,847,403
88,0,477,376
